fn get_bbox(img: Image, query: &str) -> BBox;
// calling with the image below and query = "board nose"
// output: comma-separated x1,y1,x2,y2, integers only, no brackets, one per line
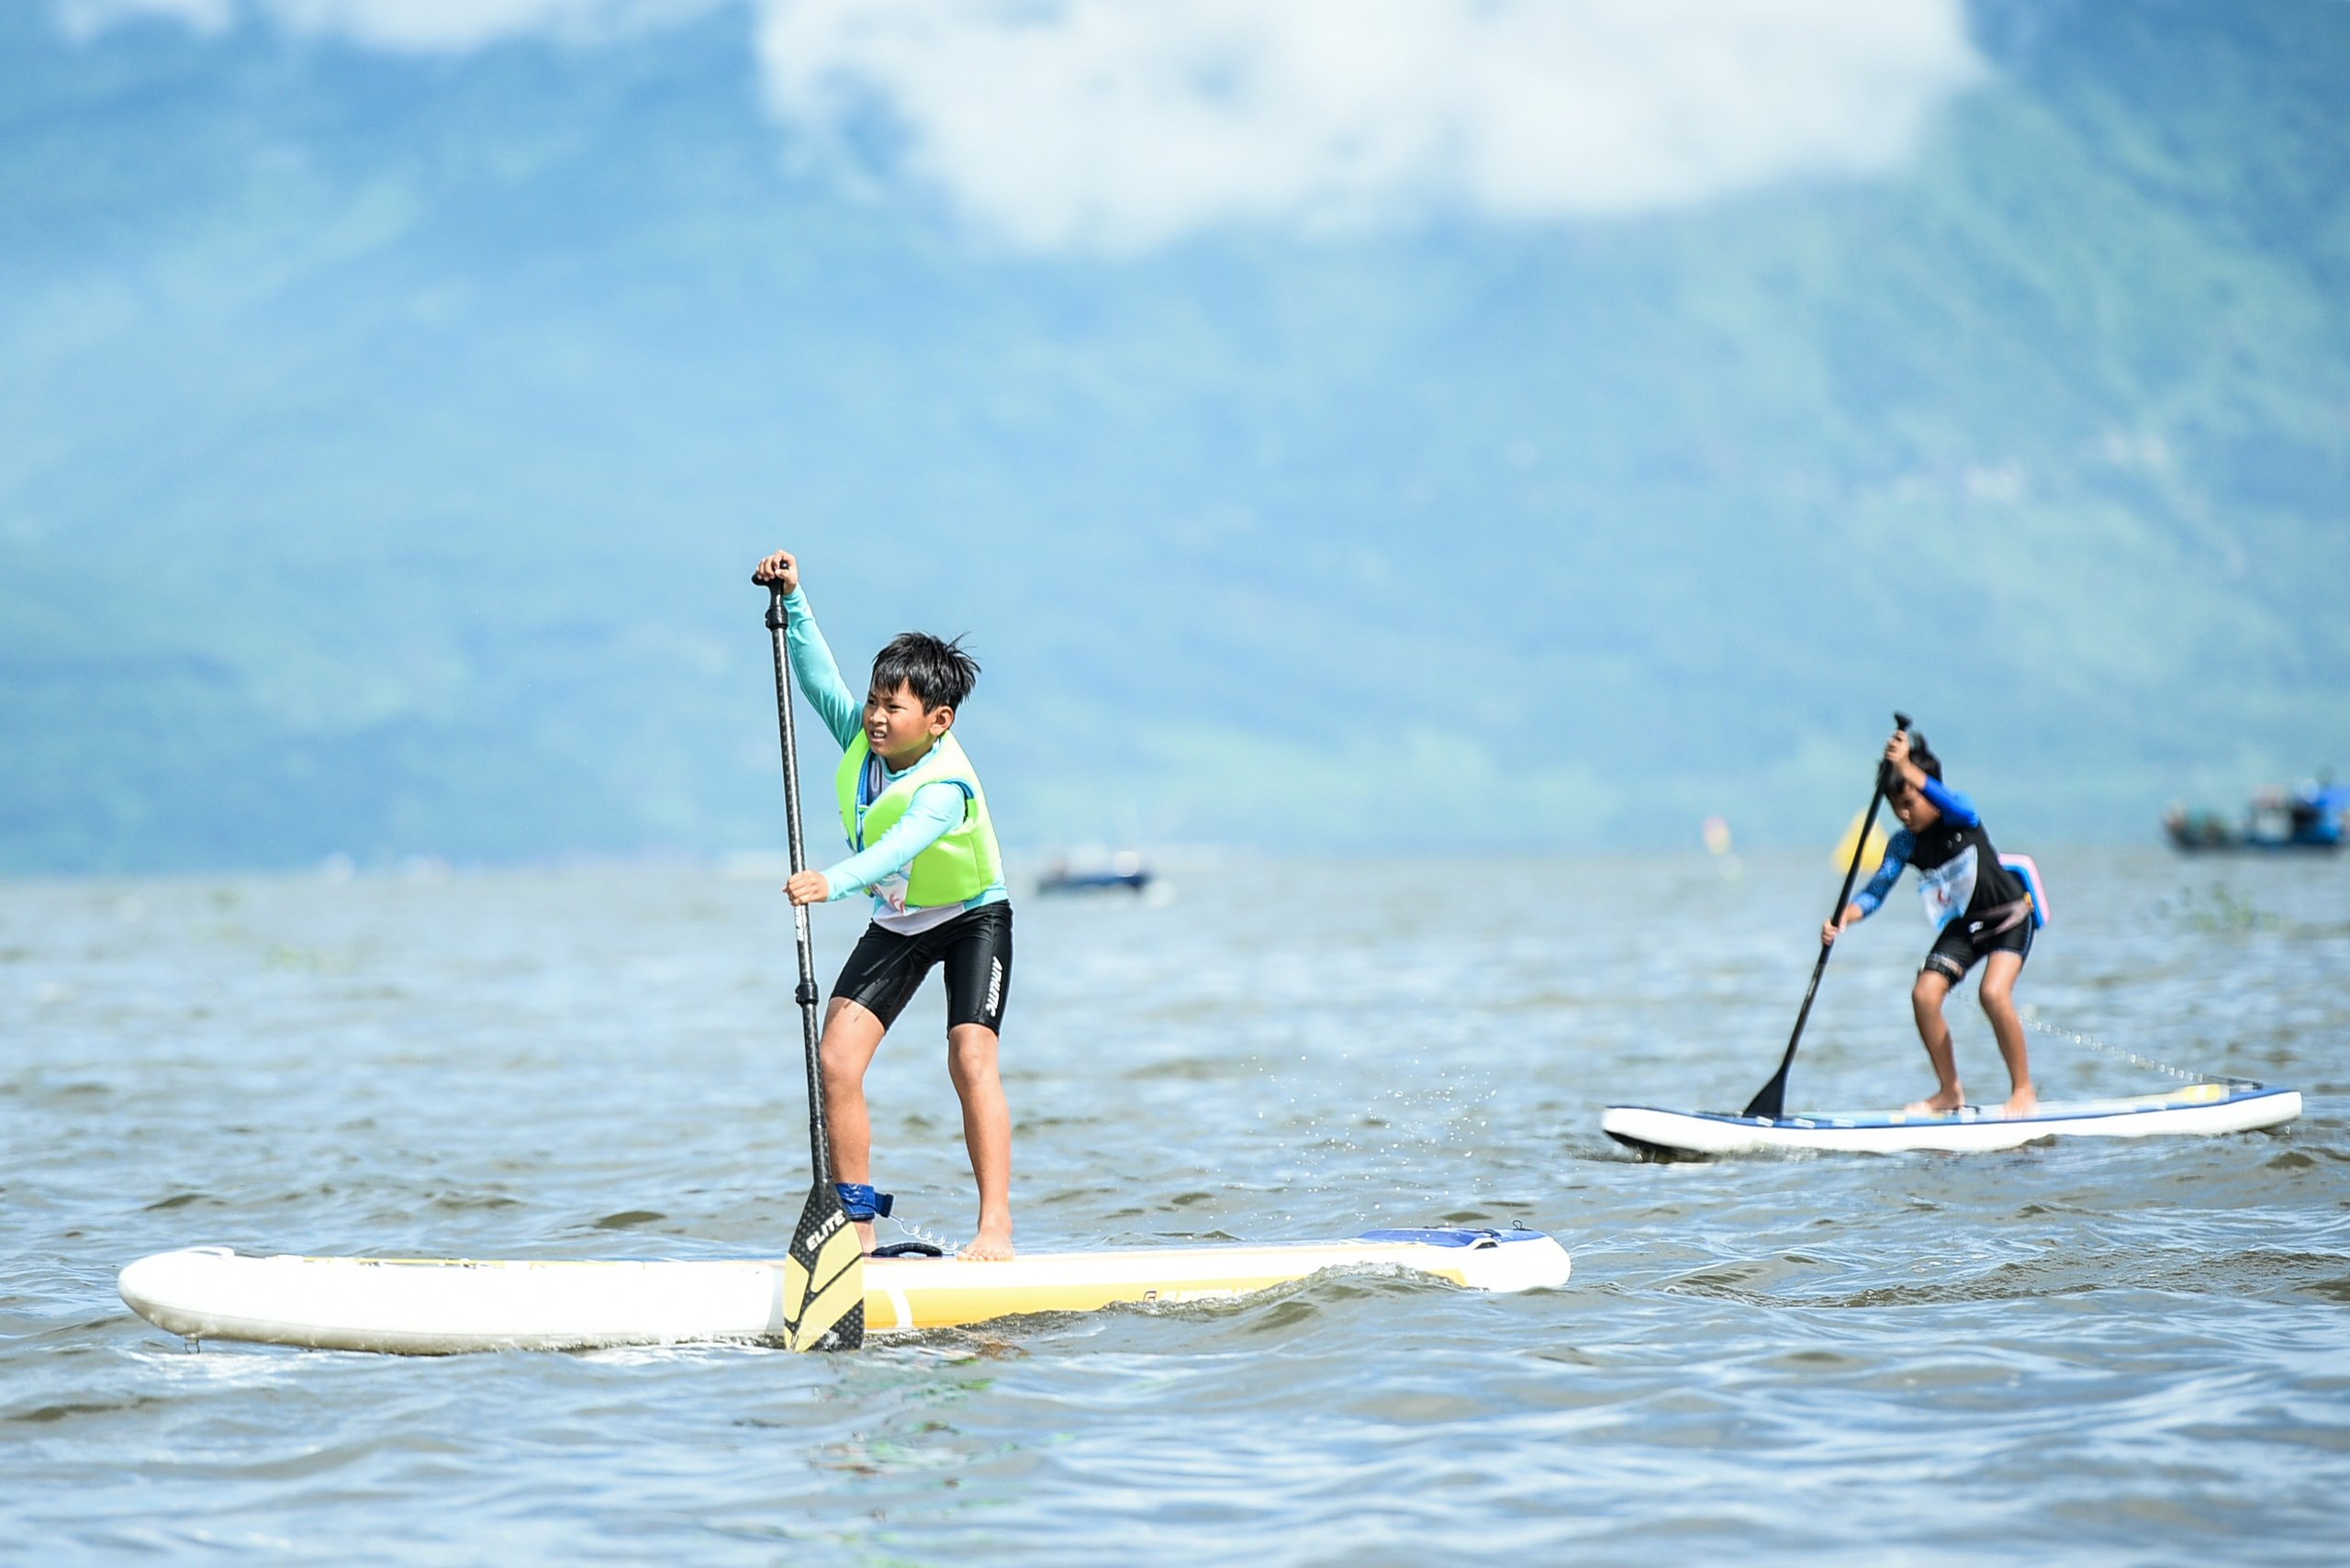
118,1247,228,1322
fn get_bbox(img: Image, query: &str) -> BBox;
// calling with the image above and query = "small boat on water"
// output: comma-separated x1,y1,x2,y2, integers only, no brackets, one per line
118,1227,1572,1354
2164,778,2344,853
1036,850,1152,894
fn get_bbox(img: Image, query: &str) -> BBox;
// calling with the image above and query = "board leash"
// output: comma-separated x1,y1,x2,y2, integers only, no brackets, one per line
2021,1014,2259,1091
886,1215,957,1255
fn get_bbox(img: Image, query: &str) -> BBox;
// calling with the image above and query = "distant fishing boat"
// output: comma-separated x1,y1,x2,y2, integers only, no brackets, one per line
2164,778,2344,853
1036,851,1152,894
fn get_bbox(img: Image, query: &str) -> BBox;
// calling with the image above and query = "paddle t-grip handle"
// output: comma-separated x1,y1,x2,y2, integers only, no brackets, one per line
1881,711,1914,790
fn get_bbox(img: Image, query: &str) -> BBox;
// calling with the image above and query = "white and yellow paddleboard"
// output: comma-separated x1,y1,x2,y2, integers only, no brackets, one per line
1604,1081,2300,1159
118,1228,1571,1355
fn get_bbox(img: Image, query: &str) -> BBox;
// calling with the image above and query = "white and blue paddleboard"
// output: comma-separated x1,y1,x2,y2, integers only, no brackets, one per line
1604,1081,2300,1158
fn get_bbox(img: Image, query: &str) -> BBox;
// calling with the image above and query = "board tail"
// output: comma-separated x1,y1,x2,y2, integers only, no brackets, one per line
778,1182,865,1351
1999,852,2049,927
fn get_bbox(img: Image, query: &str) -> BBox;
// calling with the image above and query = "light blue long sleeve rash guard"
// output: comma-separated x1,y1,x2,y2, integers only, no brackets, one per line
1851,777,1977,918
781,588,1010,914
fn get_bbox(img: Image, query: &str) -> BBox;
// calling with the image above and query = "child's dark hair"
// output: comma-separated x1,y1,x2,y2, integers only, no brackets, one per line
1908,732,1943,780
870,633,979,713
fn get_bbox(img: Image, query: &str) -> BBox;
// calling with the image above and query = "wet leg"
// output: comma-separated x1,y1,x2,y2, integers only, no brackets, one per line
1907,969,1965,1113
946,1022,1014,1259
1978,951,2035,1117
819,997,888,1251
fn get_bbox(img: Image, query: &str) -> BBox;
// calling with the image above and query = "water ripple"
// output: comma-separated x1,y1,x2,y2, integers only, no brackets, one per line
4,851,2346,1562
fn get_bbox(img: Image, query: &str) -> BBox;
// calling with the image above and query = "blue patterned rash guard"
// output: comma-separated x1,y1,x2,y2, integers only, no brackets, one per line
1851,776,2029,932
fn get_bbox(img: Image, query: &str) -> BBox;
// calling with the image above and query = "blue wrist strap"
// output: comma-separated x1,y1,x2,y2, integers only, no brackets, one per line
834,1182,893,1222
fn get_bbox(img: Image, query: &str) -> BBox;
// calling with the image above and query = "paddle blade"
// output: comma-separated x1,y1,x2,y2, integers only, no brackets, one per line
1741,1069,1788,1121
777,1182,865,1352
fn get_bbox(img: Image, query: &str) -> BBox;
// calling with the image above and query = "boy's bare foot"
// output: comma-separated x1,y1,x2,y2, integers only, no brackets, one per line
960,1223,1014,1261
1902,1090,1965,1115
2000,1088,2039,1119
853,1219,877,1256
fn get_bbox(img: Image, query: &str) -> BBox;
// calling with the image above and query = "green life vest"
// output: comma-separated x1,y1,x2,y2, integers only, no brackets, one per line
834,730,1003,908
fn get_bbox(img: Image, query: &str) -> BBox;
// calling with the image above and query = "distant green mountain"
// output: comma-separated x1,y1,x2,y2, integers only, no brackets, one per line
3,1,2344,872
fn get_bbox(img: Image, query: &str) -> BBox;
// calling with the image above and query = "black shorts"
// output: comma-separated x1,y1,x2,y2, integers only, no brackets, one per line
830,903,1013,1033
1923,902,2034,982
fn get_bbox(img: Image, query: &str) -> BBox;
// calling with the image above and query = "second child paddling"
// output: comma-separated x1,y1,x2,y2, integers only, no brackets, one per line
1823,728,2041,1119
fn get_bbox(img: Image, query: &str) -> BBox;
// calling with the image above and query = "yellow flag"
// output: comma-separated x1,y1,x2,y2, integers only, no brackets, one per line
1832,808,1889,869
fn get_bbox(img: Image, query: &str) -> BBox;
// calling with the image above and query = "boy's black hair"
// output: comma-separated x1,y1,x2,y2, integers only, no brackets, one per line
869,633,979,713
1908,732,1943,780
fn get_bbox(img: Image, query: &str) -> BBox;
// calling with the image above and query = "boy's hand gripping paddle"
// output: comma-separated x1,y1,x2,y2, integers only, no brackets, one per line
1740,711,1911,1121
764,584,865,1351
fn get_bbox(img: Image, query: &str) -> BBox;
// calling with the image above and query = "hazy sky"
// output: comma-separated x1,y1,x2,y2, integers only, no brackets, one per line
14,2,2343,869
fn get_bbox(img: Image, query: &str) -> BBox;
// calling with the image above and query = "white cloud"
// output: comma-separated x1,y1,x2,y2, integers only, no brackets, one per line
59,0,1986,252
755,0,1986,251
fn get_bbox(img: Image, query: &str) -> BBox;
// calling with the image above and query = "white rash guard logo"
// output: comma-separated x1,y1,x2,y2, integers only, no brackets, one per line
1916,844,1979,931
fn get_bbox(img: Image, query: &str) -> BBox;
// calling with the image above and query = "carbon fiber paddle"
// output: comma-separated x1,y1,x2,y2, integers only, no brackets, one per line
764,581,864,1351
1741,711,1909,1120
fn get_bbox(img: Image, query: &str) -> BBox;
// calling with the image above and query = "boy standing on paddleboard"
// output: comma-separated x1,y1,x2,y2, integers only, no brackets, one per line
751,549,1016,1260
1822,728,2041,1119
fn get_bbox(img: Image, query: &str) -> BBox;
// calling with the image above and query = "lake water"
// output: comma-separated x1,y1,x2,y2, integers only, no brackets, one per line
5,848,2345,1563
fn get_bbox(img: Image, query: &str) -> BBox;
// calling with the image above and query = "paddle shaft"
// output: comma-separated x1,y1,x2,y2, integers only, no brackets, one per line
767,588,834,1184
1741,710,1911,1120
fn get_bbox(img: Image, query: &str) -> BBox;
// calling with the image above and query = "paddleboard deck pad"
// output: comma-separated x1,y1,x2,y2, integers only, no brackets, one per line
119,1227,1571,1355
1605,1081,2300,1159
